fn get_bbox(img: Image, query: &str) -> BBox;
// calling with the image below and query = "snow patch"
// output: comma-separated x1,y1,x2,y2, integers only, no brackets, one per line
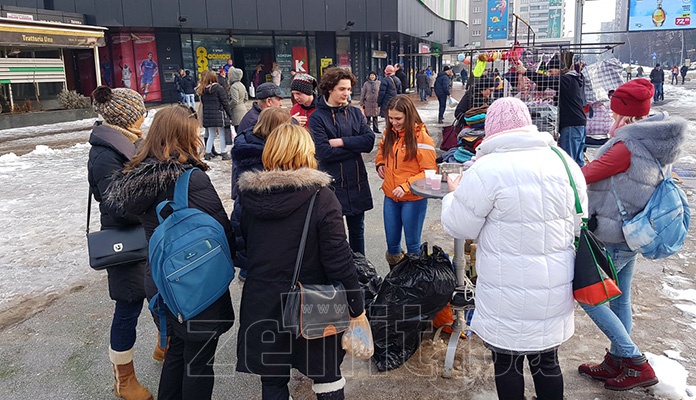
675,303,696,318
646,352,694,399
31,145,55,155
0,152,18,163
664,350,688,361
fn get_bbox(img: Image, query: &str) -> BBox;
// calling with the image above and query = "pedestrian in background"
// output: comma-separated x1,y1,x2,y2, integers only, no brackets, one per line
290,73,318,127
271,62,282,94
578,79,687,391
361,71,381,133
376,94,437,267
309,67,375,255
238,82,283,132
181,70,196,109
434,66,452,124
442,97,585,400
650,64,664,102
235,123,364,400
671,65,679,85
198,70,233,160
395,63,408,93
228,67,248,132
377,65,399,119
681,64,688,85
429,68,437,98
108,105,235,400
416,69,429,102
88,85,153,400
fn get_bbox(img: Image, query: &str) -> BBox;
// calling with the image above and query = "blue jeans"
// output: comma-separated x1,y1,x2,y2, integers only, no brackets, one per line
558,126,586,167
110,300,144,351
419,88,428,101
580,242,641,358
205,127,226,153
345,213,365,255
653,83,663,101
383,196,428,254
184,94,195,108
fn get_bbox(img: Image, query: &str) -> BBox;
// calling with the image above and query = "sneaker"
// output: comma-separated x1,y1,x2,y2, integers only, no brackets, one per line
579,351,622,381
438,119,444,124
221,152,231,161
204,153,213,161
604,356,658,391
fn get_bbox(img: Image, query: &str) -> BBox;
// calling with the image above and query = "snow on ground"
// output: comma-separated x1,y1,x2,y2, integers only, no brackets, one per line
646,352,696,399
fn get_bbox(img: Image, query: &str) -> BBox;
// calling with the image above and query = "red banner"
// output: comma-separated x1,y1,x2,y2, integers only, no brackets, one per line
104,33,161,102
292,46,309,74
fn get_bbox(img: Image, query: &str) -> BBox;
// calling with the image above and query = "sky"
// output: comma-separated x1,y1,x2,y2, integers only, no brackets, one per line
564,0,618,39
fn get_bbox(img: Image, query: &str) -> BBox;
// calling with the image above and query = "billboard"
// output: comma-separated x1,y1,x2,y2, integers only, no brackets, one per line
548,9,562,38
486,0,509,40
628,0,696,31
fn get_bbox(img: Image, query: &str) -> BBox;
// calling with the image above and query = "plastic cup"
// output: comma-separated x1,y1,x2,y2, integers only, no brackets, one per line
448,173,460,183
431,174,443,190
424,169,436,186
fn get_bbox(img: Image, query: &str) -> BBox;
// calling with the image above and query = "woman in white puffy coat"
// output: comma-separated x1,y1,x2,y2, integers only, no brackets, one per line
441,97,587,400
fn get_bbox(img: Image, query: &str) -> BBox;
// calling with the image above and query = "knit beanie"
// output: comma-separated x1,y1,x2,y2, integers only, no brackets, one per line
92,86,146,129
484,97,533,138
385,65,395,76
290,74,317,95
610,79,654,117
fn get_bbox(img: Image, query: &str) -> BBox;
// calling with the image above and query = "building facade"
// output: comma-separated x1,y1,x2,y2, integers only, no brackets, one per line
0,0,468,104
514,0,565,41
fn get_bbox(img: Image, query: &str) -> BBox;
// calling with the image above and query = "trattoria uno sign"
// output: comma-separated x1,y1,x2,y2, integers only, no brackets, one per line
0,21,105,48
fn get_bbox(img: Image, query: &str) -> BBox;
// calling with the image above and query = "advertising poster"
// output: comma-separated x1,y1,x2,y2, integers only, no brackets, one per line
98,47,114,88
628,0,695,31
109,33,137,92
548,9,562,38
486,0,509,40
132,33,160,102
292,47,309,74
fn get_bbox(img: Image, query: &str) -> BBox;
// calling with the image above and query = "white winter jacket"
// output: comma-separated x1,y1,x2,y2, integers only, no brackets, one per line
441,125,587,352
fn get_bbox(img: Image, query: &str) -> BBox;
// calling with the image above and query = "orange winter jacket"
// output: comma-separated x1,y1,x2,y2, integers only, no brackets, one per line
376,123,438,202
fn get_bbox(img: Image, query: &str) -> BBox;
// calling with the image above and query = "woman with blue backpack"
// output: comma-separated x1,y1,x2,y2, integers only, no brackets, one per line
107,105,235,400
578,79,687,391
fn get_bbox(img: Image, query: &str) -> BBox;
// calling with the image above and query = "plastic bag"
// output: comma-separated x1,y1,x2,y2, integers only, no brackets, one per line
368,243,457,371
342,312,374,359
248,84,255,98
448,97,459,108
353,252,382,308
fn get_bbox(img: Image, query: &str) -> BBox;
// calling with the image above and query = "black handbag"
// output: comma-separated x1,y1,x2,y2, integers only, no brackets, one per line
552,147,621,306
281,191,351,339
86,187,148,270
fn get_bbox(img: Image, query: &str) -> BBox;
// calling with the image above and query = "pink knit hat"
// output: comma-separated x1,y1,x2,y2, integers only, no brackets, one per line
385,65,395,76
484,97,533,138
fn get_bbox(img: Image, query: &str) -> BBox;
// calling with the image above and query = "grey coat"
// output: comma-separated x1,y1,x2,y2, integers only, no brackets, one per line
588,112,686,244
360,80,380,117
228,68,248,126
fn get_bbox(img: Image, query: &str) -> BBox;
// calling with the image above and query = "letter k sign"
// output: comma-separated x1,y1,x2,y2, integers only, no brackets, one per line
295,59,306,73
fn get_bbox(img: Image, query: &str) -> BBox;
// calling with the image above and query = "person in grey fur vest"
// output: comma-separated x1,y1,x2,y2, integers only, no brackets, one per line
577,79,687,391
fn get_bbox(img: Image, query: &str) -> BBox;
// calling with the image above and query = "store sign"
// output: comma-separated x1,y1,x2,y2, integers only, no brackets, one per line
293,46,308,73
6,12,34,21
372,50,387,59
0,30,103,47
628,0,696,31
419,43,430,54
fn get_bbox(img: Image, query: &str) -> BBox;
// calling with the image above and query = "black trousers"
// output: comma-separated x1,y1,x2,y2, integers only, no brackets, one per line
158,335,219,400
491,348,563,400
345,213,365,255
437,95,447,121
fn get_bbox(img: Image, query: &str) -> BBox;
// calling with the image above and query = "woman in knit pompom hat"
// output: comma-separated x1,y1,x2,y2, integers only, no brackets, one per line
578,78,687,391
88,85,154,400
442,96,585,400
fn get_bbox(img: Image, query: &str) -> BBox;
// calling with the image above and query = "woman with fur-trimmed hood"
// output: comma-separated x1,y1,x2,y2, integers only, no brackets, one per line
107,105,234,400
578,79,686,391
235,123,364,400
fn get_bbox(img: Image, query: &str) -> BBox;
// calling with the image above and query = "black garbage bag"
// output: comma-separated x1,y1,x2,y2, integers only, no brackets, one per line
352,252,383,308
368,243,457,371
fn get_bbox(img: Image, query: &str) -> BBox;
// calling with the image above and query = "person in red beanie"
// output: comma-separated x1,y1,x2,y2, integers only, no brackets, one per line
578,79,687,391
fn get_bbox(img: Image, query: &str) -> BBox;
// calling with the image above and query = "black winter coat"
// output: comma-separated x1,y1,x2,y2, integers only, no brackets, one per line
395,69,408,91
434,71,451,97
200,83,233,128
237,102,262,133
107,159,235,342
181,75,196,95
526,70,587,129
650,68,665,84
229,127,266,271
308,96,375,216
377,75,398,116
416,72,429,90
235,168,364,376
87,122,146,303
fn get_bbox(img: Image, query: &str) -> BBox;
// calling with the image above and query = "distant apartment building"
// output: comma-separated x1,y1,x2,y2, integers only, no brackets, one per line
513,0,565,41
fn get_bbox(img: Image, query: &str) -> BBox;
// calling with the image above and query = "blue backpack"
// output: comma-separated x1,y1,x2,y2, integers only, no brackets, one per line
148,169,235,347
612,161,691,259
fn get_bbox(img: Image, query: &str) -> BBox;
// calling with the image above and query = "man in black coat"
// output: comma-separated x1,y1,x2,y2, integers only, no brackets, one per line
517,57,587,167
395,63,408,93
377,65,400,117
650,64,664,102
416,70,429,101
681,65,688,85
237,83,283,132
434,66,453,124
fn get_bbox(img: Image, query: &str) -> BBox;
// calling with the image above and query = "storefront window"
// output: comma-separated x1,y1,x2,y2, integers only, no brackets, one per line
275,36,308,96
189,34,232,76
336,36,351,71
308,36,317,80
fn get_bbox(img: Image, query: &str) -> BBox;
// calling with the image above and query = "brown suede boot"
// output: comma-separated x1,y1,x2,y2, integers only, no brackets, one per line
578,351,623,381
110,348,153,400
152,336,169,362
385,250,405,269
604,355,658,391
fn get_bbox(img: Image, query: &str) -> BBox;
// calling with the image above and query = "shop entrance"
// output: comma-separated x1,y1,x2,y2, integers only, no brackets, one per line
234,47,274,90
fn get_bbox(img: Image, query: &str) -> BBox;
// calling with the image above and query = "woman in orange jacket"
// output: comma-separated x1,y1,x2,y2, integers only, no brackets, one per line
376,94,438,267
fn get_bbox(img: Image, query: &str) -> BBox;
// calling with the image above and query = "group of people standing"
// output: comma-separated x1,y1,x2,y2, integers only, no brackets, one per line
87,52,686,400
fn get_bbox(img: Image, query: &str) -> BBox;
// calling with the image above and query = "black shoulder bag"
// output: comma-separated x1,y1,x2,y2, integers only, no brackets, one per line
86,187,148,270
281,190,351,339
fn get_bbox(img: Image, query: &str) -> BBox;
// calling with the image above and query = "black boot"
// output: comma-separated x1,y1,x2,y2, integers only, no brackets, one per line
316,389,344,400
211,146,220,157
314,378,345,400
